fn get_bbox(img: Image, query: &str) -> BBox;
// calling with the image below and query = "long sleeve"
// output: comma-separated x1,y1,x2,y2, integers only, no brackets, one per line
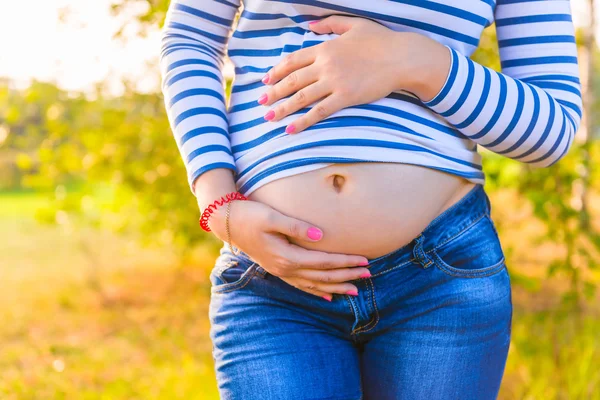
159,0,241,191
423,0,582,167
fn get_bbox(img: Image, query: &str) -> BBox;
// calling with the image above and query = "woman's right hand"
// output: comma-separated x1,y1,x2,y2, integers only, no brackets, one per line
209,199,370,300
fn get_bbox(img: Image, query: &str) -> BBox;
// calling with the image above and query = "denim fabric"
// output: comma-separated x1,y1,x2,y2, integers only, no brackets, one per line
208,184,512,400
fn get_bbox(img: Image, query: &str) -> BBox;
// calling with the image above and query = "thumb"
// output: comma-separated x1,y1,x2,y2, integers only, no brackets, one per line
268,210,324,242
308,15,360,35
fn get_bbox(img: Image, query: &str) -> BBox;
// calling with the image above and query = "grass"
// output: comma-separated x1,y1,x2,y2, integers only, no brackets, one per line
1,190,599,399
0,266,219,400
0,189,48,218
0,191,218,400
502,310,600,400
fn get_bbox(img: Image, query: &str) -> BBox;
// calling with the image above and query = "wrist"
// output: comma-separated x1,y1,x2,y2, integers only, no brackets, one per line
199,191,247,233
207,206,228,239
394,32,452,102
193,169,237,211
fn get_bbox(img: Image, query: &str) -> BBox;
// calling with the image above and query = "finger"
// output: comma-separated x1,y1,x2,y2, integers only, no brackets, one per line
266,210,325,242
308,16,362,35
260,64,320,107
282,277,333,301
267,81,331,124
286,243,369,269
263,47,316,86
285,94,347,134
295,267,372,283
293,277,359,296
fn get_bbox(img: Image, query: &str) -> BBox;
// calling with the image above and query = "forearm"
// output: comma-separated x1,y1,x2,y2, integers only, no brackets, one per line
394,32,453,104
401,38,580,166
193,168,238,238
397,2,582,167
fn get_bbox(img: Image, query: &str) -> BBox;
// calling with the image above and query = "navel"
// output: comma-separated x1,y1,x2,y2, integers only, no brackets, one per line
332,174,346,193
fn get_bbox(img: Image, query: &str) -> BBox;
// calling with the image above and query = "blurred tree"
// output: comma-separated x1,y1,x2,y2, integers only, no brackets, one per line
580,0,596,231
3,79,212,263
110,0,169,34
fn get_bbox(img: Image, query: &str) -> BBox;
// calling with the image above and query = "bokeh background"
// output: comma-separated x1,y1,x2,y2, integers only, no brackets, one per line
1,1,599,399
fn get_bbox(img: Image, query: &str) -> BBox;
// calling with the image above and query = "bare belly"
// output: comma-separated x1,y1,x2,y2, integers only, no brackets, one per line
248,162,476,259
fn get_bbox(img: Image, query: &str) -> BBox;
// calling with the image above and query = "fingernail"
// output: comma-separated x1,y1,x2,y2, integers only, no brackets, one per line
322,295,332,302
262,74,270,84
346,289,358,296
308,21,318,26
359,272,371,279
264,110,275,121
258,93,268,105
358,260,369,266
307,227,323,241
285,124,296,134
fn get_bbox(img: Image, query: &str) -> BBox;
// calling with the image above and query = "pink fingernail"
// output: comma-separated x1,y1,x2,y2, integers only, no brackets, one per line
322,295,332,302
308,21,318,26
358,260,369,266
262,74,270,84
307,227,322,241
264,110,275,121
285,124,296,134
346,289,358,296
258,93,268,105
359,272,371,279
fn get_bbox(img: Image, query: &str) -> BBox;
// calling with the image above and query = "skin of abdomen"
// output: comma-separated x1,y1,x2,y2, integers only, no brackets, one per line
248,162,475,259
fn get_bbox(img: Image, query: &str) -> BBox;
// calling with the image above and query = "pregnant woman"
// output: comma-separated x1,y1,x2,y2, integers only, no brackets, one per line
159,1,582,399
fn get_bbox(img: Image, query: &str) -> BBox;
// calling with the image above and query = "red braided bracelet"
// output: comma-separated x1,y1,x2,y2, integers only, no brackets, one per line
199,191,247,232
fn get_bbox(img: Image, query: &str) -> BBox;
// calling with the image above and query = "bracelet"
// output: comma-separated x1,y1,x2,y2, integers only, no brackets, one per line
225,200,240,255
199,191,247,232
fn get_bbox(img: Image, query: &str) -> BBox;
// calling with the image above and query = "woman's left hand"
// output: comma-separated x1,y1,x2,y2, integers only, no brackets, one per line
258,15,450,134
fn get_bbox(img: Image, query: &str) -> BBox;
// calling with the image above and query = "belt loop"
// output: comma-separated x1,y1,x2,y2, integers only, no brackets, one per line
412,234,434,269
255,264,268,278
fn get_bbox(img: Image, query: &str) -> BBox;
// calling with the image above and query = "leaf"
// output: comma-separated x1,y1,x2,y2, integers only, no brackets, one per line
509,271,542,292
583,281,597,301
15,153,33,171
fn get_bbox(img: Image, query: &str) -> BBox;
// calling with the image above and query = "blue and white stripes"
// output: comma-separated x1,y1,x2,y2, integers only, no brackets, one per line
159,0,582,195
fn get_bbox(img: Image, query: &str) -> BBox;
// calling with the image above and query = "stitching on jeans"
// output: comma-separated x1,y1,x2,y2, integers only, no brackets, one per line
359,279,380,334
351,316,375,335
214,266,257,294
255,265,268,278
344,295,359,338
349,289,374,335
352,279,380,335
351,293,377,334
432,213,487,251
212,263,259,294
344,295,355,316
346,295,362,338
371,259,413,278
432,253,507,278
352,317,375,335
214,260,238,277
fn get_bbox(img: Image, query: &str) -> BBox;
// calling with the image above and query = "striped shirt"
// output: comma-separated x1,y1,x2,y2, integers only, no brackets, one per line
159,0,582,196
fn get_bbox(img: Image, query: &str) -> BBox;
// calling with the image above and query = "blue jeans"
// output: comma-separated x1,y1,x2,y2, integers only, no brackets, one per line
209,184,512,400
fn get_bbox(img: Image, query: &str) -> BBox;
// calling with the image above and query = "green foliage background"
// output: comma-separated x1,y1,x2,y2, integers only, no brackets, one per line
0,2,599,399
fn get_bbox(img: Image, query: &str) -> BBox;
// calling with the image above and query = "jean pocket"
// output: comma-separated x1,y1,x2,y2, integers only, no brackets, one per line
431,214,506,278
210,252,259,294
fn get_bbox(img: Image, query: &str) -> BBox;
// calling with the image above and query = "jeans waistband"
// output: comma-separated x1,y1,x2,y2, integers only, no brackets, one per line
364,183,490,275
